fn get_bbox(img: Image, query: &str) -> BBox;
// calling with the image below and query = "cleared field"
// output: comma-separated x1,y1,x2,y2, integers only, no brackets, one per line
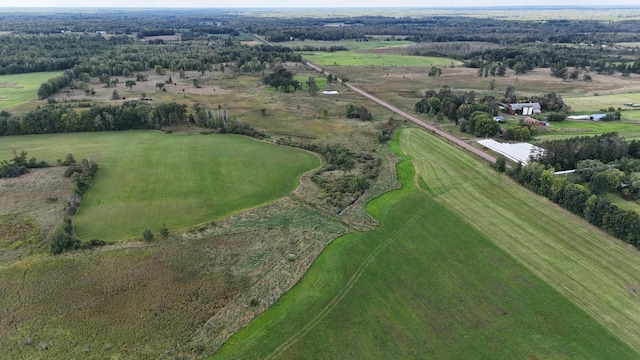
565,92,640,112
302,51,461,67
537,119,640,140
0,131,320,241
285,39,414,50
0,71,62,110
211,129,638,359
617,42,640,48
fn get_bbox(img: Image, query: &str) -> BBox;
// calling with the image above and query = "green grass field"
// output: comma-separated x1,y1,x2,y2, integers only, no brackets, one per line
0,131,319,241
301,51,460,67
211,128,640,359
605,192,640,213
538,119,640,140
285,39,414,50
0,71,62,110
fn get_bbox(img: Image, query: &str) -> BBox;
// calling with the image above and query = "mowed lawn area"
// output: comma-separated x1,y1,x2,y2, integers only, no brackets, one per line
211,128,639,359
0,71,62,110
0,131,320,241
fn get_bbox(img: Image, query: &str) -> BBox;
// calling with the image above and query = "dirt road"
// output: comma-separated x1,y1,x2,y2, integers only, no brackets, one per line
305,61,497,164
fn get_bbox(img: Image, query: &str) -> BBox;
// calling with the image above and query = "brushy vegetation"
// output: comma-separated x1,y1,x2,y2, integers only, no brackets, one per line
0,150,47,178
275,137,380,211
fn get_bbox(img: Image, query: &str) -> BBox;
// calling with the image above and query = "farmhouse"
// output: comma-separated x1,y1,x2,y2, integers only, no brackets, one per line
498,102,542,115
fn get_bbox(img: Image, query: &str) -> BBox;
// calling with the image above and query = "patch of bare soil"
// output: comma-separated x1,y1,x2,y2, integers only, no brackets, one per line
0,82,19,88
0,167,74,243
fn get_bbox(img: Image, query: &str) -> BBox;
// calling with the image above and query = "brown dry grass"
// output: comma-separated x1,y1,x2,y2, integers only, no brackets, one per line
0,167,73,250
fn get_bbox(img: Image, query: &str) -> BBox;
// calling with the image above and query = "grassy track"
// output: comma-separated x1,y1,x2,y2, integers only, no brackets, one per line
0,131,319,241
211,129,638,359
0,71,62,110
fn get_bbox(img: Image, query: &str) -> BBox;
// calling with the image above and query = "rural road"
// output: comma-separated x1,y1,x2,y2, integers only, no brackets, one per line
304,61,497,164
251,33,497,164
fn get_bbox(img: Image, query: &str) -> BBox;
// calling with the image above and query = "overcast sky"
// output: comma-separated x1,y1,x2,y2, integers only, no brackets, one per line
4,0,640,8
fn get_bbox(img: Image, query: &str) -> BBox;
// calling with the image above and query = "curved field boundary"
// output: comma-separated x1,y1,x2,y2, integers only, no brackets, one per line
263,206,428,360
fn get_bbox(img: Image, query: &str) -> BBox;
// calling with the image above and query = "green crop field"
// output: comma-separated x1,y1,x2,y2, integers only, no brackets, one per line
212,128,640,359
0,71,62,110
301,51,461,68
0,131,319,241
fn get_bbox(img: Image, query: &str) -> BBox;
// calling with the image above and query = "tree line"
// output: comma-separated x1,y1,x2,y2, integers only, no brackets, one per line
508,160,640,249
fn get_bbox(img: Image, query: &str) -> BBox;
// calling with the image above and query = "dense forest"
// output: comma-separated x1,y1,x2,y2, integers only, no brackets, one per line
2,9,640,77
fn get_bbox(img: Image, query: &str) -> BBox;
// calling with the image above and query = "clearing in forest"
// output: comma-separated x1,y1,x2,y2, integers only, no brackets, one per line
0,71,63,110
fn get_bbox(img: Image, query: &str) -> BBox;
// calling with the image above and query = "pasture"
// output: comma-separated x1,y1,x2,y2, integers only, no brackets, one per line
0,131,320,241
0,71,62,111
285,39,414,51
301,50,460,68
537,119,640,141
211,128,639,359
565,92,640,112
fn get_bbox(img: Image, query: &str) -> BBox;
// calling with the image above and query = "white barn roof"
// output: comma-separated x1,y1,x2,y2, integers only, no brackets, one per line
478,139,545,165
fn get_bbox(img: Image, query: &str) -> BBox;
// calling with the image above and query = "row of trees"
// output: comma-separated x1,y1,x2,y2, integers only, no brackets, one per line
534,133,632,170
509,161,640,248
0,101,186,136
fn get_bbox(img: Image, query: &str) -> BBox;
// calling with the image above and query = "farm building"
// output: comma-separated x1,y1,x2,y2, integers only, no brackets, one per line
566,114,607,121
523,116,549,127
322,90,339,95
498,102,542,115
478,139,544,165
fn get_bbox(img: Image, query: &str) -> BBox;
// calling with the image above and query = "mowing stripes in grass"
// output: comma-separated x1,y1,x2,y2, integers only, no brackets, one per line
404,128,640,354
211,129,636,359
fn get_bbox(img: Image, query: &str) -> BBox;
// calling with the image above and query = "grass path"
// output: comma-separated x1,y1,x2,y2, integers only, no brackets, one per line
211,128,637,359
